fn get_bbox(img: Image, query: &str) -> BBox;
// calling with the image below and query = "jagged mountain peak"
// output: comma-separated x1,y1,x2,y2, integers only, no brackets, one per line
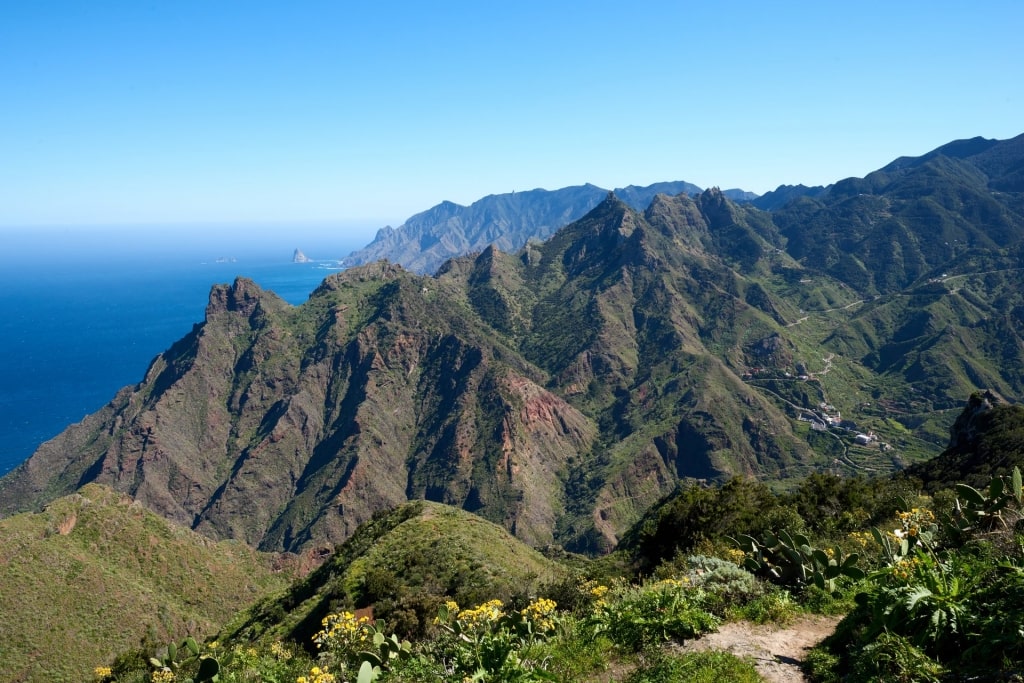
206,276,287,317
340,180,732,275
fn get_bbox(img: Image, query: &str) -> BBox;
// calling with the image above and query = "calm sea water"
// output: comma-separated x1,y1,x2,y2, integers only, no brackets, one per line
0,229,370,476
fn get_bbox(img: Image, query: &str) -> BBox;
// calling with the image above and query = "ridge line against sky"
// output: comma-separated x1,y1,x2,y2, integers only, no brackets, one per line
1,1,1021,234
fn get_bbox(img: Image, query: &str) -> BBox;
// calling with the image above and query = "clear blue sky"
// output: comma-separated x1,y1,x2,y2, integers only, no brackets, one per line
1,1,1021,236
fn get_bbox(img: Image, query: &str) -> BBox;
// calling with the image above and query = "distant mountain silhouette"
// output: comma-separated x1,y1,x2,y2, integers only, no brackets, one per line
341,180,760,274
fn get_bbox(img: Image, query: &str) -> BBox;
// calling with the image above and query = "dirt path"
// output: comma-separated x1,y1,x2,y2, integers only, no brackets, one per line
678,615,841,682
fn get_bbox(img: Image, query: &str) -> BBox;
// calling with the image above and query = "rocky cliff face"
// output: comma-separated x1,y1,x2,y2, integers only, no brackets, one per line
0,264,602,552
907,390,1024,491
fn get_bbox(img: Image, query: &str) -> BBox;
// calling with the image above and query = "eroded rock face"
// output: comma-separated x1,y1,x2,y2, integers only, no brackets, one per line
0,272,599,553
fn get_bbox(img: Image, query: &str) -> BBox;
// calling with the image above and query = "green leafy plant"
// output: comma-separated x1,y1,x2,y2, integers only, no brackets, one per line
849,631,946,683
624,650,762,683
148,637,230,683
862,551,975,649
359,622,413,670
941,466,1023,539
733,529,865,595
588,578,719,653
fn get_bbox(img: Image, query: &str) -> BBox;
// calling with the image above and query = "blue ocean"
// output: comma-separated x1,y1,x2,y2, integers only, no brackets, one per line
0,226,373,476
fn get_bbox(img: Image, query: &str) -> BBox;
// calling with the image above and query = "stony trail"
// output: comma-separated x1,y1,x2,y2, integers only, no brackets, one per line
678,615,842,682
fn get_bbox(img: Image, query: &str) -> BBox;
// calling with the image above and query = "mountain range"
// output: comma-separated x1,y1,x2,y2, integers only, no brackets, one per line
2,133,1023,563
341,181,756,275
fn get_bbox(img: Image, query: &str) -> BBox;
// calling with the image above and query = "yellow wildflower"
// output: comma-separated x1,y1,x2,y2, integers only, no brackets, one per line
457,599,505,628
271,640,292,660
93,666,113,680
314,611,372,649
653,577,685,590
301,666,336,683
522,597,558,633
848,531,872,548
722,547,747,565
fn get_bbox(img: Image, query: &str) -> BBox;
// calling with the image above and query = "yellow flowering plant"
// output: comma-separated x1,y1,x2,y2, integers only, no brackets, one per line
296,664,336,683
870,506,938,568
312,610,413,678
434,597,561,681
225,639,303,681
312,610,374,674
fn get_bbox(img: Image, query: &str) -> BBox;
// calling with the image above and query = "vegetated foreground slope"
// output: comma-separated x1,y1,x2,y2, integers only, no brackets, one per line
222,500,568,647
107,396,1024,683
2,134,1024,559
0,484,293,683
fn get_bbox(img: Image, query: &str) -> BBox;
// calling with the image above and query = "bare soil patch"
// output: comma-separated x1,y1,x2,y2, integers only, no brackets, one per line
678,615,841,682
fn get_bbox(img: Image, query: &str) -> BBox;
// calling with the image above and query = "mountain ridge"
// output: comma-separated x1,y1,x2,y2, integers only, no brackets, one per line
341,181,755,275
3,132,1024,560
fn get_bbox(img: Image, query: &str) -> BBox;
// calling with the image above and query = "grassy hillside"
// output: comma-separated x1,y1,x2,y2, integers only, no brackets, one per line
224,500,570,646
0,484,293,683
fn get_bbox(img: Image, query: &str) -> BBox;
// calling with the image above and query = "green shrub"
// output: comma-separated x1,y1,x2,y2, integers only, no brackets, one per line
624,650,761,683
737,587,798,625
802,645,841,683
849,631,946,682
675,555,768,617
520,616,612,683
589,578,719,652
798,583,858,615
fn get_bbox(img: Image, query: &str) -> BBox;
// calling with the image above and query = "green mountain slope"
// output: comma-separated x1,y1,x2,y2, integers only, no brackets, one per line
907,391,1024,490
771,134,1024,295
0,484,292,683
3,134,1024,561
222,500,567,644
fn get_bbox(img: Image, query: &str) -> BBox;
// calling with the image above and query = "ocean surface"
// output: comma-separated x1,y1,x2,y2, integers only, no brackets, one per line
0,227,371,476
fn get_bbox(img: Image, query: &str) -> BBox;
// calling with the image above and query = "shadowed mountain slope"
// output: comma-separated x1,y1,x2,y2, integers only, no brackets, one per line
908,391,1024,491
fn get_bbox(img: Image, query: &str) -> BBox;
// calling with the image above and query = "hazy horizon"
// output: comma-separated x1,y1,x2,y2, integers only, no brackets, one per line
0,222,382,268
